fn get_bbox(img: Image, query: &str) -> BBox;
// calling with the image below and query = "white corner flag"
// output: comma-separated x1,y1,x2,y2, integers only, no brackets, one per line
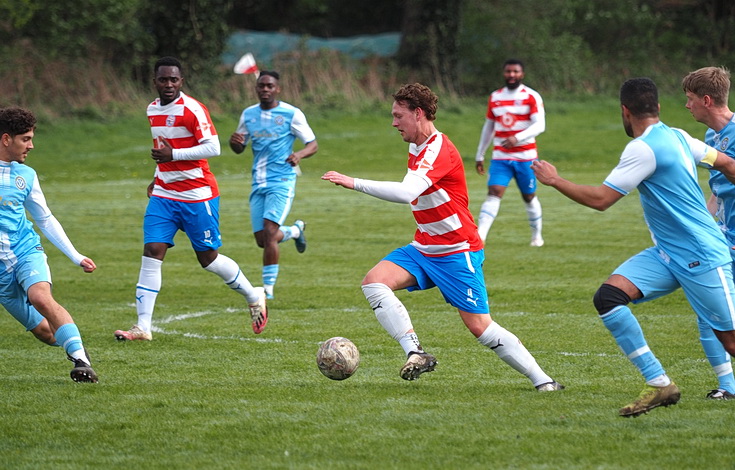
234,53,259,75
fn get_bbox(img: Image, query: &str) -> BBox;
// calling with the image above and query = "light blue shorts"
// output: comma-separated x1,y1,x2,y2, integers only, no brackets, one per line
0,248,49,331
144,196,222,251
488,159,537,194
383,244,489,314
249,182,295,232
614,247,735,331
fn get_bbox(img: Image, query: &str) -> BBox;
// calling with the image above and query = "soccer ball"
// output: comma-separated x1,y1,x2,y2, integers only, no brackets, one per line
316,337,360,380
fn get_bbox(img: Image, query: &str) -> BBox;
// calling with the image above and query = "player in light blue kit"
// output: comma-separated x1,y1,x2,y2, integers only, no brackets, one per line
533,78,735,417
229,71,318,300
0,107,98,382
682,66,735,400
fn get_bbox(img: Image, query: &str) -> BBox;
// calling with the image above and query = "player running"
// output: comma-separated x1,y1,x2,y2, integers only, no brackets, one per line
322,83,563,391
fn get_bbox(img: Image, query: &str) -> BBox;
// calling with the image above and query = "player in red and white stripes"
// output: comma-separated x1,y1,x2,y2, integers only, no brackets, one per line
115,57,267,342
322,83,562,390
475,59,546,247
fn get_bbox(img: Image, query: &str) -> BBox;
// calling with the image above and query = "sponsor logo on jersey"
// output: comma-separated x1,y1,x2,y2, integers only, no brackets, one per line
418,159,434,171
253,130,279,139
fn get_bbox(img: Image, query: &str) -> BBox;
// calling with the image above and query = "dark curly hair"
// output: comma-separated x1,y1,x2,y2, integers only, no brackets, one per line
154,56,183,75
0,107,36,137
620,78,659,118
392,83,438,121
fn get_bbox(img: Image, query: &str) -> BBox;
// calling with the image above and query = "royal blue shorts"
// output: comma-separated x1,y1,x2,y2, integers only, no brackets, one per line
249,182,295,232
144,196,222,251
0,248,49,331
614,247,735,332
383,244,489,314
488,159,537,194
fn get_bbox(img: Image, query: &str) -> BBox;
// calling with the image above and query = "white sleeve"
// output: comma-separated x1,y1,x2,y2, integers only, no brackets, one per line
475,118,495,161
234,111,252,147
290,108,316,144
672,127,718,167
603,140,656,195
353,172,431,203
172,137,221,161
514,106,546,142
25,180,85,266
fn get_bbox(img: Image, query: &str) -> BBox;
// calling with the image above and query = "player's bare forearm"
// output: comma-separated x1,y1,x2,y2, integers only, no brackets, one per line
321,171,355,189
713,152,735,185
532,160,621,211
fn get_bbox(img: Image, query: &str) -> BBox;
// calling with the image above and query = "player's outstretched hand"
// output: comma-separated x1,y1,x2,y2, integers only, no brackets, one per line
531,160,559,186
321,171,355,190
80,258,97,273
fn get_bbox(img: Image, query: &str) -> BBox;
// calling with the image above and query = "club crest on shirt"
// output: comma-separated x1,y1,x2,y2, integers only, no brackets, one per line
501,112,517,127
720,137,729,151
275,116,285,126
15,176,26,190
166,115,176,127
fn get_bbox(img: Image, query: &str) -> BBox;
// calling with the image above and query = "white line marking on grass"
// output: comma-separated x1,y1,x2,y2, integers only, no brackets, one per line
150,309,296,343
557,351,622,358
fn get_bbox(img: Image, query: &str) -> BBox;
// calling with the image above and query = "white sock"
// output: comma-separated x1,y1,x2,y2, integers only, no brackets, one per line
646,374,672,387
525,196,542,239
478,196,501,241
204,254,258,303
398,333,424,356
136,256,162,332
264,284,274,298
279,224,299,243
477,321,552,386
362,283,415,344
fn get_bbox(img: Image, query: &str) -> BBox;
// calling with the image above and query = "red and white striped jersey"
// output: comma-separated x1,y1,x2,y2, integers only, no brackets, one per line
486,85,545,161
408,132,483,256
147,92,219,202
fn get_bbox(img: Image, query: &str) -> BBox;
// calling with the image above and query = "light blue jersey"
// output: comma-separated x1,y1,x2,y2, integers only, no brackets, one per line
604,122,731,276
1,161,50,331
235,101,316,188
706,114,735,251
0,161,44,269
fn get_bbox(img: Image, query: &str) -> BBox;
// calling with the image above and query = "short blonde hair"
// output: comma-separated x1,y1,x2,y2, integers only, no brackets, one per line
682,66,730,107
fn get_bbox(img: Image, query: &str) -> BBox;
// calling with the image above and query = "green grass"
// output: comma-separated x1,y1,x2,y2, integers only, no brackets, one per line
1,96,734,469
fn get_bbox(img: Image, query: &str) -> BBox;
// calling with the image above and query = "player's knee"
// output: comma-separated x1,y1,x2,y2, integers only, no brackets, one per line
593,283,631,315
361,282,390,303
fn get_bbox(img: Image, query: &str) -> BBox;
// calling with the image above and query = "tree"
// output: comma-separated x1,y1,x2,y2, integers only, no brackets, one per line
396,0,462,92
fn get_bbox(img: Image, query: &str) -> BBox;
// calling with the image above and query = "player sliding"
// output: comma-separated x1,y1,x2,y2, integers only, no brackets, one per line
322,83,563,391
533,77,735,416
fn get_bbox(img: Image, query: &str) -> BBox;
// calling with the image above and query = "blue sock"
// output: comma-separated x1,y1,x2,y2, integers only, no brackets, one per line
600,305,665,381
698,317,735,393
263,264,279,287
54,323,83,356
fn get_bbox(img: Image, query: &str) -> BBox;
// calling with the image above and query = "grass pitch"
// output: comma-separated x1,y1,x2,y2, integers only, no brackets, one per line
0,96,733,469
